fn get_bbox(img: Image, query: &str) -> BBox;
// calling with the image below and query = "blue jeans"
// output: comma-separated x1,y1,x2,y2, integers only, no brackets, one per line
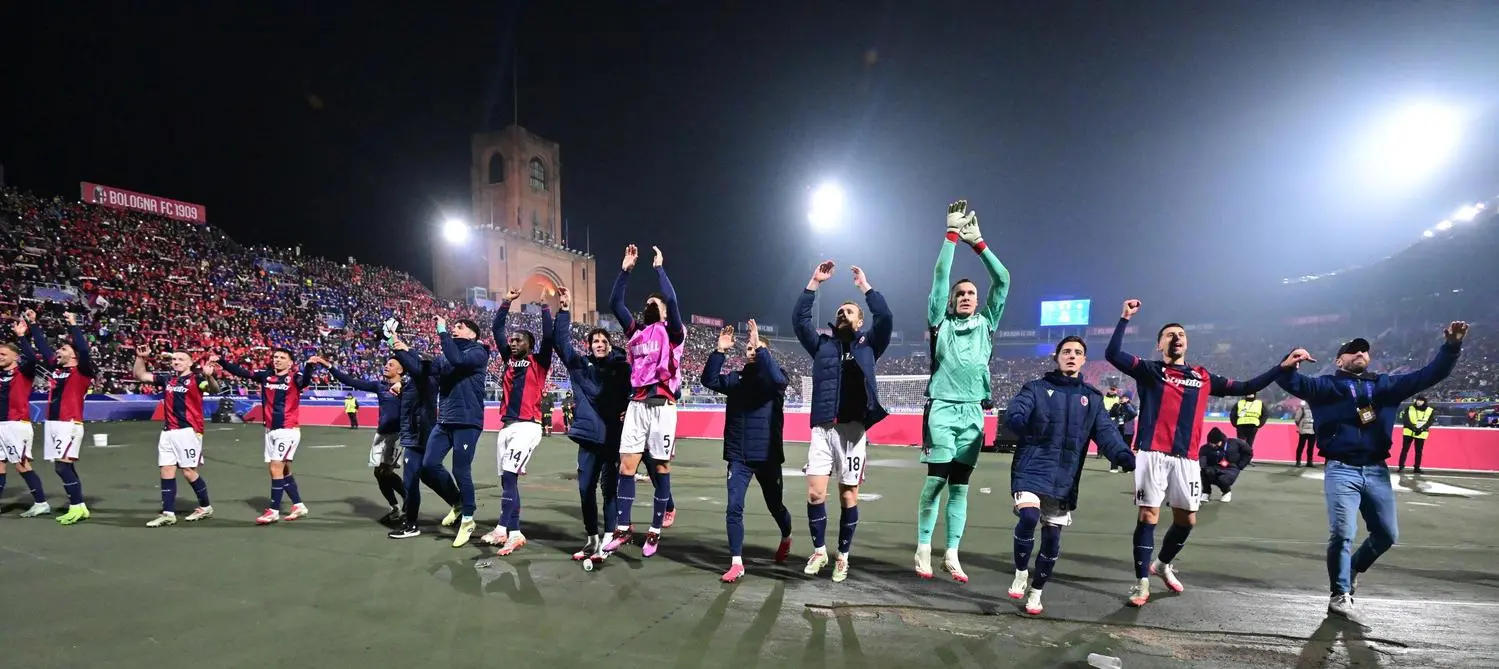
1324,460,1399,595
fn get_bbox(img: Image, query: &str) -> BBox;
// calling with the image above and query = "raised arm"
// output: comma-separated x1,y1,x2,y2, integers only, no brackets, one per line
1004,382,1037,436
295,362,317,389
951,203,1011,327
610,245,638,333
536,304,556,369
1210,349,1308,397
1382,326,1465,400
28,325,56,367
850,265,893,358
391,347,430,379
977,246,1011,327
864,288,894,359
928,238,956,327
438,331,488,371
699,350,737,394
651,246,685,345
132,346,157,383
321,363,381,393
1274,367,1341,404
755,347,790,389
200,363,222,395
217,358,262,381
550,304,583,370
492,291,518,361
794,260,834,356
1105,302,1145,376
66,320,96,376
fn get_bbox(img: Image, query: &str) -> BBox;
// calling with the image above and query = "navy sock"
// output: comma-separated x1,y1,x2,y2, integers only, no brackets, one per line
19,470,46,503
1133,521,1157,579
1033,525,1063,589
615,473,636,528
0,472,6,499
56,462,83,505
1158,524,1193,565
651,473,672,530
190,476,209,506
807,502,828,550
501,471,520,530
160,478,178,513
837,505,859,555
270,478,285,510
283,474,302,505
1014,506,1040,571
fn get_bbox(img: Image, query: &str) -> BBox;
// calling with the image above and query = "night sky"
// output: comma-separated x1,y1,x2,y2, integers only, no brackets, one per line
4,2,1498,333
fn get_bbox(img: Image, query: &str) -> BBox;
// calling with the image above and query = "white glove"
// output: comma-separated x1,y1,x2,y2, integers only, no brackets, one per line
946,200,973,236
958,214,984,246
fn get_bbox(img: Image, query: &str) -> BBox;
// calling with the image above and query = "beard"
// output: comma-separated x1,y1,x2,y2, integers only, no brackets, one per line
642,303,662,324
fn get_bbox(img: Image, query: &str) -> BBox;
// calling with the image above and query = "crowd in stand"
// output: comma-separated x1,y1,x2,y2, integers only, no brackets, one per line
2,187,1495,422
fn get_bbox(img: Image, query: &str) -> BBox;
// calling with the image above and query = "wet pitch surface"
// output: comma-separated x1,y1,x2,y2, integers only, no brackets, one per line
2,423,1495,668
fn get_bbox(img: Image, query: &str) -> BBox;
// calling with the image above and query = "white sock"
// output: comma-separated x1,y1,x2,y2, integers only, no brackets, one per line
461,515,473,523
731,556,743,566
945,548,960,561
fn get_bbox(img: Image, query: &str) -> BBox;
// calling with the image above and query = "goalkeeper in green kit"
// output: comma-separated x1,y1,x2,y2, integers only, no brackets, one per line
914,199,1010,583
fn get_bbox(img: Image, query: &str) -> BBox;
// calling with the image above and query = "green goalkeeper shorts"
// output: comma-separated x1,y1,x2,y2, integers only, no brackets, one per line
921,399,985,467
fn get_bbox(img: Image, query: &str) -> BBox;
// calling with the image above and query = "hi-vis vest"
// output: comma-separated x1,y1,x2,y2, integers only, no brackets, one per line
1104,395,1119,411
1235,399,1263,425
1403,405,1434,439
344,398,358,413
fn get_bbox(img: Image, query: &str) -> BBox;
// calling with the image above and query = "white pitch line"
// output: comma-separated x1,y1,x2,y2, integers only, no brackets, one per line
307,444,347,449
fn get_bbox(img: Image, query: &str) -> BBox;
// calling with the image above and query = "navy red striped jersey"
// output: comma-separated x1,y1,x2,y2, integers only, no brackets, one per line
491,301,556,424
221,361,313,430
38,326,97,422
500,353,551,423
1,360,39,422
1105,318,1283,459
153,372,206,432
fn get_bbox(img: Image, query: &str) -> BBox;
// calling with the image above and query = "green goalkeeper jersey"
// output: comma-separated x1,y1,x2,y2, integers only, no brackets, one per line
926,239,1010,403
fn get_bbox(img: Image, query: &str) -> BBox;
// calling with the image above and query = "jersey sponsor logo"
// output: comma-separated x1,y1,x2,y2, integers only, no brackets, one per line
49,370,72,381
508,359,532,369
263,382,291,391
1164,373,1203,389
166,381,193,393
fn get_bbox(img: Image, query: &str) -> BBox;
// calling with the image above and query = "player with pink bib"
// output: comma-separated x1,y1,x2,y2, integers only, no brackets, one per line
602,244,687,557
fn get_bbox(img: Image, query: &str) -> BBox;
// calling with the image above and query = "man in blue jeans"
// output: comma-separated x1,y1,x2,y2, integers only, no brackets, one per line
1276,321,1467,624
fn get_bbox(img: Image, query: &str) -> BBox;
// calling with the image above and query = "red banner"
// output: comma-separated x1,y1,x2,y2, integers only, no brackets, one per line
690,314,724,327
80,182,207,224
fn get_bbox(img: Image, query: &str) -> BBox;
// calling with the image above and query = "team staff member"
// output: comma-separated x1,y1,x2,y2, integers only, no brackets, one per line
552,286,632,564
1276,323,1466,625
700,320,794,583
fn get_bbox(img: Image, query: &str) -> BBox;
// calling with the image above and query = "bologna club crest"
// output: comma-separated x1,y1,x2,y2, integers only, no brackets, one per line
1080,396,1089,407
